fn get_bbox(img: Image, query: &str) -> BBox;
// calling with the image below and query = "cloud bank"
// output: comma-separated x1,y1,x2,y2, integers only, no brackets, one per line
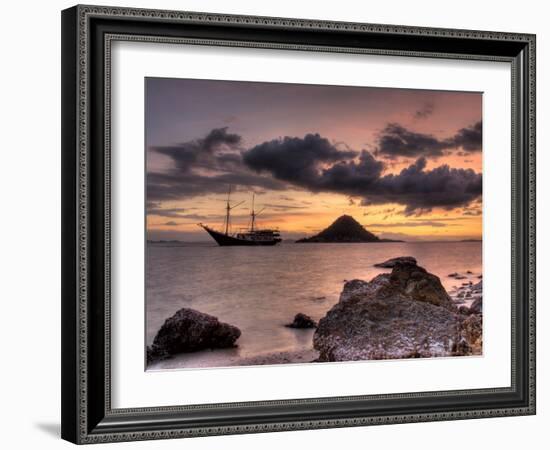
148,126,482,215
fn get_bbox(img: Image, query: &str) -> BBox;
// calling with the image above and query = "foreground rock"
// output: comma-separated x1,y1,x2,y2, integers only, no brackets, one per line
374,256,417,268
285,313,317,329
314,260,481,362
148,308,241,363
390,262,455,310
469,297,482,314
147,345,170,364
460,314,482,354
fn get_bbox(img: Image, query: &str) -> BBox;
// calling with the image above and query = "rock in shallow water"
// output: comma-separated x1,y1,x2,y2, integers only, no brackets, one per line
148,308,241,362
448,272,467,280
374,256,417,268
285,313,317,329
314,261,480,362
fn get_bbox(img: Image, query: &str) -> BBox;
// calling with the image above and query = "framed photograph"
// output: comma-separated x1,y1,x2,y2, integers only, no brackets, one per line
61,5,536,444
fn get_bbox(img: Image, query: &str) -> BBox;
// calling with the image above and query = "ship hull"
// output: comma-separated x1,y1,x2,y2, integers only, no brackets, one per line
201,225,280,246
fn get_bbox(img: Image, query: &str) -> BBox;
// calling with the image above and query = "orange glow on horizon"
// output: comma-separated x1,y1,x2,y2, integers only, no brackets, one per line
147,191,482,242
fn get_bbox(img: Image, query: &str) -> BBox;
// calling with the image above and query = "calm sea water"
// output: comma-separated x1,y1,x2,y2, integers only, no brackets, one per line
146,241,481,368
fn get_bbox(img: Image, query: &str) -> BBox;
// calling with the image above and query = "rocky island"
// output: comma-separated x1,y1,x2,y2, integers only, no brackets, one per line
296,215,401,243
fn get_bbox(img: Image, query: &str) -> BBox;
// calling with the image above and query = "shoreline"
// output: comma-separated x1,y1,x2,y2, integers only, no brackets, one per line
230,348,319,367
147,348,319,371
147,260,482,369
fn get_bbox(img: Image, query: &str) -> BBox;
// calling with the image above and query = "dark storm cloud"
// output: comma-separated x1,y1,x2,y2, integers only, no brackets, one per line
445,121,483,152
152,127,242,172
243,133,358,186
367,157,482,215
243,136,386,196
317,151,385,191
149,128,481,214
243,133,482,214
376,123,447,159
147,128,288,200
375,121,482,159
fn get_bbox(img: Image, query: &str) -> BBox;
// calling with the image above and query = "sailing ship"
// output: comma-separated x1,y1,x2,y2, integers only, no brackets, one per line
198,189,282,246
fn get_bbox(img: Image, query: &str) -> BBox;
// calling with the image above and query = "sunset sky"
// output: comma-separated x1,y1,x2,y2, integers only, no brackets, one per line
146,78,482,242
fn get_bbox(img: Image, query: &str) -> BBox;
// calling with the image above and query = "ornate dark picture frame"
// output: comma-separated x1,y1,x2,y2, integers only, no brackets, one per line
61,4,536,444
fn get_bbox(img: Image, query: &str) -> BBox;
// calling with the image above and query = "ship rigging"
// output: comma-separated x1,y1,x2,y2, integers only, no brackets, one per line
199,188,282,246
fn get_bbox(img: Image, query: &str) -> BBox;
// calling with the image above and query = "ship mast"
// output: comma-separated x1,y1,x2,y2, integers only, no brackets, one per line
249,194,264,232
225,188,231,235
250,194,255,232
224,186,243,235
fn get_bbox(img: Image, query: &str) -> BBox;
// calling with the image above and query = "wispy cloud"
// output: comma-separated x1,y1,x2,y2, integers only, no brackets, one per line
413,102,434,119
364,221,456,228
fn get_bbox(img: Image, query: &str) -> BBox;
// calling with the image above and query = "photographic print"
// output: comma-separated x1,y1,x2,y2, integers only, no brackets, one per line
145,78,483,370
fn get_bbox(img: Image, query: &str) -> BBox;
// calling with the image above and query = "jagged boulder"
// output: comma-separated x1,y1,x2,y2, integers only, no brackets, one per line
388,262,455,310
148,308,241,362
313,260,479,362
460,314,482,354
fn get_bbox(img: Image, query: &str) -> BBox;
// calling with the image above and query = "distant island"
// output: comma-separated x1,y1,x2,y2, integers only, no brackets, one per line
147,239,185,245
296,215,402,243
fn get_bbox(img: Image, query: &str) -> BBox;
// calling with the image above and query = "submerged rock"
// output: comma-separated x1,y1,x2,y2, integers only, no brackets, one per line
449,274,482,309
374,256,417,268
285,313,317,329
313,260,480,362
149,308,241,361
448,272,467,280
